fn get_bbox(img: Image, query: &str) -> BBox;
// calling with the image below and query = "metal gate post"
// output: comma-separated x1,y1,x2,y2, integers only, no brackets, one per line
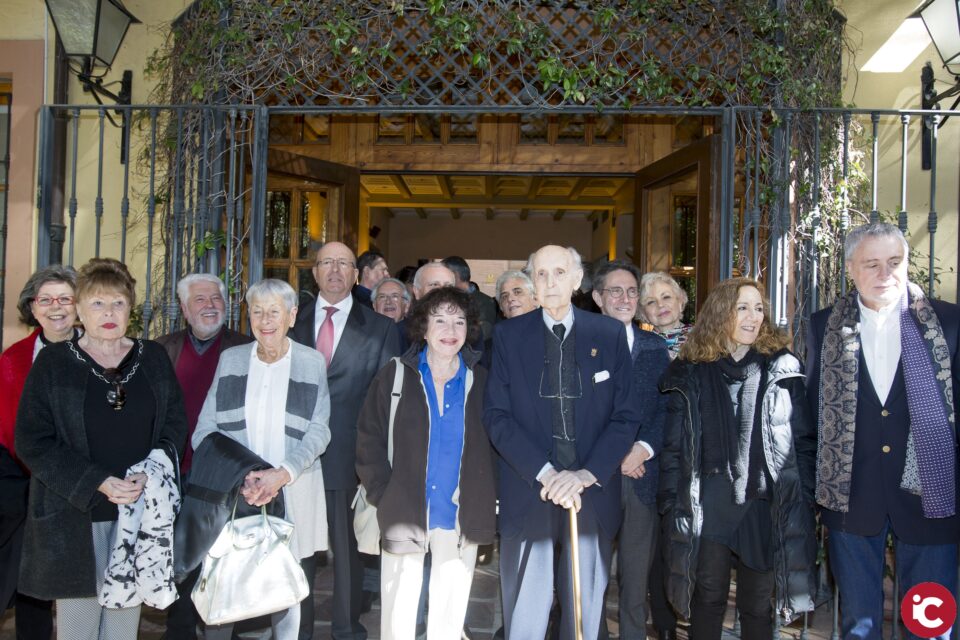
247,105,269,286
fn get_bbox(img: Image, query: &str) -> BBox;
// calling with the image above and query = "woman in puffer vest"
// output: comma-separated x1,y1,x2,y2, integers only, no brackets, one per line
657,278,817,640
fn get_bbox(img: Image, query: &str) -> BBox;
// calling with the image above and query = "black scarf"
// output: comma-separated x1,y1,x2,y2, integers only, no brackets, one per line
698,350,770,504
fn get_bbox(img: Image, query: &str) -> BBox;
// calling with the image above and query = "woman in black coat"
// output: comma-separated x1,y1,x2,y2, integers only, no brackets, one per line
15,259,187,639
657,278,817,640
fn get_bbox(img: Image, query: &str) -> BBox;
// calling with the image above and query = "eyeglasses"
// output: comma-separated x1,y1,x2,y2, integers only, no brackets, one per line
103,368,126,411
315,258,356,271
375,293,405,303
33,295,75,306
601,287,639,299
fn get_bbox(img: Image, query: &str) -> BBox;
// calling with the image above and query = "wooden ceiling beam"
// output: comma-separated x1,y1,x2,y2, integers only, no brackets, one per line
438,175,453,199
415,207,428,219
553,209,566,221
390,175,412,198
526,176,543,199
484,175,497,199
365,195,614,210
568,178,588,200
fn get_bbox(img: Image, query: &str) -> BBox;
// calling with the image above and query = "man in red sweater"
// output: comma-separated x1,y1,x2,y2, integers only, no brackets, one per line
155,272,251,640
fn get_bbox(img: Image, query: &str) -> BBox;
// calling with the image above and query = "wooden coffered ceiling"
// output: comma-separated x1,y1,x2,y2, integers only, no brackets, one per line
360,174,629,221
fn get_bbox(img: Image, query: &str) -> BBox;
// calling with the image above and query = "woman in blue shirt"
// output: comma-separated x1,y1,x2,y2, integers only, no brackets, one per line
357,287,496,640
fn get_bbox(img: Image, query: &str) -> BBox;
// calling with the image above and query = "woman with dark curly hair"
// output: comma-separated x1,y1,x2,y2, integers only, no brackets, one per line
0,265,78,639
657,278,817,640
356,287,496,640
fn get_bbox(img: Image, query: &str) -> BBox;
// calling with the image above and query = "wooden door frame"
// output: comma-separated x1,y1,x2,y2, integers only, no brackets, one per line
634,135,719,310
267,149,361,249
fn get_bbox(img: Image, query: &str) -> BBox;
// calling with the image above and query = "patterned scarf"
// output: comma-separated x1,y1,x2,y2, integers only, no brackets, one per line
816,282,956,518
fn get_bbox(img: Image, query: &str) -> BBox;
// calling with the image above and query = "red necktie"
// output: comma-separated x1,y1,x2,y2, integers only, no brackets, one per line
316,306,338,368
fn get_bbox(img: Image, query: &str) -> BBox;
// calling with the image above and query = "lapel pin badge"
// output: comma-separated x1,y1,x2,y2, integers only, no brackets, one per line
591,348,598,357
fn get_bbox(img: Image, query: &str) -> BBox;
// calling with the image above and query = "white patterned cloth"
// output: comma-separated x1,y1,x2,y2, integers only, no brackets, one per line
98,448,181,609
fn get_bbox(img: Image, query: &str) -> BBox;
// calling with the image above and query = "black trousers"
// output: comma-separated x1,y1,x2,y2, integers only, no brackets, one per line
165,569,200,639
648,532,677,633
14,593,53,640
689,538,774,640
305,489,365,640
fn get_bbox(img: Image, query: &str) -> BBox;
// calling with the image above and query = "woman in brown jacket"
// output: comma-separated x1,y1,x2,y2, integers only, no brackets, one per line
357,286,496,640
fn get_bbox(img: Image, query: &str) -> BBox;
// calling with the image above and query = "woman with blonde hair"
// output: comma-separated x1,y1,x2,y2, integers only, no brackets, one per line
638,272,691,359
657,278,816,640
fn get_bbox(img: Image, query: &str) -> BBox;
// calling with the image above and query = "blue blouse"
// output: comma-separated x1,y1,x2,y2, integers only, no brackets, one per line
418,349,467,531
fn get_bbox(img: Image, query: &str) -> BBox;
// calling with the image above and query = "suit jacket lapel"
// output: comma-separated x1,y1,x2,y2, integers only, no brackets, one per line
573,309,596,437
328,302,366,376
292,300,318,348
520,312,552,433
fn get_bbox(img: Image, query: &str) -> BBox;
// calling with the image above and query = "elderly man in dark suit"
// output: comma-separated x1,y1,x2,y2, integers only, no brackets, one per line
591,260,671,640
155,273,251,640
807,222,960,640
291,241,400,640
484,245,641,640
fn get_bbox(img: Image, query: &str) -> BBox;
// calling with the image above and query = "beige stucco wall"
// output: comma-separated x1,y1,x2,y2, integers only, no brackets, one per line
1,1,192,349
839,0,960,302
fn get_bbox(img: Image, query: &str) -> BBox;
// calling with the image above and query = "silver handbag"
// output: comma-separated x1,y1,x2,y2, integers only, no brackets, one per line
191,499,309,626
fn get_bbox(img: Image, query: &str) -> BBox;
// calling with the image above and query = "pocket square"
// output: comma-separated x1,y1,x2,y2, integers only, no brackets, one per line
593,370,610,384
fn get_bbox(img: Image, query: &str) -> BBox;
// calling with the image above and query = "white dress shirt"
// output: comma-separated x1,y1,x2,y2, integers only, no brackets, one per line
244,341,292,469
858,296,901,405
313,293,353,360
541,306,574,335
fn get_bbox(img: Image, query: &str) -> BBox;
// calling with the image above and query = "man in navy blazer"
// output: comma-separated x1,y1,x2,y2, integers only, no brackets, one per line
806,223,960,640
591,259,671,640
484,245,641,640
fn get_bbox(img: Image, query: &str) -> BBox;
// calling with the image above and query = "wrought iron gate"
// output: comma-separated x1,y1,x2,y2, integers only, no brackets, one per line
31,103,960,346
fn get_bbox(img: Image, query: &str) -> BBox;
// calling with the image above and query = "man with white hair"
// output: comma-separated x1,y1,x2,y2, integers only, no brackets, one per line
484,245,640,640
495,269,538,319
155,272,251,640
807,222,960,640
155,273,252,473
371,277,411,322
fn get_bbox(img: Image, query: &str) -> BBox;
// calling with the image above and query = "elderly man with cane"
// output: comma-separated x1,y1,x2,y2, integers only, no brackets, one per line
484,245,641,640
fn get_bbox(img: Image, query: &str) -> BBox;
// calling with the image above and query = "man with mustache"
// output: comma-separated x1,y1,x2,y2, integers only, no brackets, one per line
291,241,400,640
156,273,251,640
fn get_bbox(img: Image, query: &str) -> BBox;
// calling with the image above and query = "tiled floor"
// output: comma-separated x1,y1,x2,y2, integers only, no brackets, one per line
0,549,899,639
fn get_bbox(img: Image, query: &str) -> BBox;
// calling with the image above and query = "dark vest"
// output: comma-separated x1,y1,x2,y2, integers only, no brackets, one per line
819,354,960,544
543,322,578,469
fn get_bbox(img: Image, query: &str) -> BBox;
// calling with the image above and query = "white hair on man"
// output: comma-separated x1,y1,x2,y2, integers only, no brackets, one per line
176,272,227,305
523,246,584,276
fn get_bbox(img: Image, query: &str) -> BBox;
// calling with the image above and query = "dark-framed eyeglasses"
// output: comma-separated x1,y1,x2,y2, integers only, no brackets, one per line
601,287,640,299
33,295,75,307
103,368,127,411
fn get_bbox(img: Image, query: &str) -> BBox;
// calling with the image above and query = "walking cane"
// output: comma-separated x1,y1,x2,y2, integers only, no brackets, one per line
568,506,584,640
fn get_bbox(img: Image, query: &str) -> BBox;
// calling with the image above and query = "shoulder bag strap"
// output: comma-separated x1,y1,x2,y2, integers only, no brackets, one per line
387,357,403,466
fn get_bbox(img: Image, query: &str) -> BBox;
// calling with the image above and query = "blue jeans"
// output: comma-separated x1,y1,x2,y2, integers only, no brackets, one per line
828,521,958,640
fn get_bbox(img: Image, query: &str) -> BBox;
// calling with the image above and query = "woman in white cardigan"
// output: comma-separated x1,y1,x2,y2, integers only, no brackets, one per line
193,279,331,640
